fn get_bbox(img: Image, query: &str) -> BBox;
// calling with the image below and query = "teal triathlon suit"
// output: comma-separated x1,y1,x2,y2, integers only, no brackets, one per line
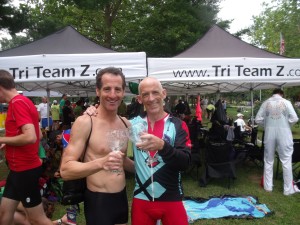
131,114,191,225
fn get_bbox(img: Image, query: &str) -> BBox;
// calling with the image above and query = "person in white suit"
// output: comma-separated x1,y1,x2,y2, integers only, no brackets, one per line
255,88,299,195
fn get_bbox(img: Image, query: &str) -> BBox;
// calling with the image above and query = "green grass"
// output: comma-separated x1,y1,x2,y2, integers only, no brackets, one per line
183,164,300,225
48,162,300,225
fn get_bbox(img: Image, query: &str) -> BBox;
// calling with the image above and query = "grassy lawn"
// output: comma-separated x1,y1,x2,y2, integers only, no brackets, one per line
1,105,300,224
53,106,300,224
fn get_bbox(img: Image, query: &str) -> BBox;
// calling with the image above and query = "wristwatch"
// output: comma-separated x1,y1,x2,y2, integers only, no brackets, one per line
57,218,62,225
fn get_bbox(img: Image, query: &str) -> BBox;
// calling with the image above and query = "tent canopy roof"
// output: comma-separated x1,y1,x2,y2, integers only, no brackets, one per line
0,25,115,57
175,25,284,58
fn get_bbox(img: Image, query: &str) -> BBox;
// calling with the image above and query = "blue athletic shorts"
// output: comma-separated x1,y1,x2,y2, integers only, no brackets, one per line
41,117,53,128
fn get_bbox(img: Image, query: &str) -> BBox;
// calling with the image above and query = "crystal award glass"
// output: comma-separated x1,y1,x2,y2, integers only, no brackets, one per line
127,122,148,144
106,129,128,174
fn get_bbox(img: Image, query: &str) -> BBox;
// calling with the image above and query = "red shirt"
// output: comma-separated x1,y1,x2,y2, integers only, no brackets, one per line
5,95,41,171
147,114,169,158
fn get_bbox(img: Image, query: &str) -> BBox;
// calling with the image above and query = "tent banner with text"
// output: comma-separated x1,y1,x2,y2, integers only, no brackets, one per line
147,57,300,83
0,52,147,82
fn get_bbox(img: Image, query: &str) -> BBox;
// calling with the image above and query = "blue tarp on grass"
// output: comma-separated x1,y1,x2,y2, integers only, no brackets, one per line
183,195,272,223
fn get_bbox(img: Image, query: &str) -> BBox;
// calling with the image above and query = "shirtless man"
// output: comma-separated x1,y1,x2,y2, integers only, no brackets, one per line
60,67,134,225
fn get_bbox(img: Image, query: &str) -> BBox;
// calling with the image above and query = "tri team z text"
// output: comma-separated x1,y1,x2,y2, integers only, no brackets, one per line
9,65,98,79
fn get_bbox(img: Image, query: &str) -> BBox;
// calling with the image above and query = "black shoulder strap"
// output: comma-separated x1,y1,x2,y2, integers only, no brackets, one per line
80,115,93,162
119,115,128,128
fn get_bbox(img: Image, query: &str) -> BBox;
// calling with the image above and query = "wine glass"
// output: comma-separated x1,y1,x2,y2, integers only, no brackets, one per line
106,129,128,174
127,122,148,144
127,122,157,167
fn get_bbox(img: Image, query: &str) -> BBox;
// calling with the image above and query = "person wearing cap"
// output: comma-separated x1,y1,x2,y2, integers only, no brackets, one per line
235,113,252,133
51,100,60,130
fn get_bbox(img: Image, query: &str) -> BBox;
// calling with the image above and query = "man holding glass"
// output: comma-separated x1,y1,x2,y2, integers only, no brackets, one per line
130,77,191,225
60,67,134,225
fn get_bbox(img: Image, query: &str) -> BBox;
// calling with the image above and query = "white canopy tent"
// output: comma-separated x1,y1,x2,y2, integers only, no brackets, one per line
0,26,148,128
0,26,147,96
0,52,147,127
0,52,147,96
148,57,300,120
147,57,300,95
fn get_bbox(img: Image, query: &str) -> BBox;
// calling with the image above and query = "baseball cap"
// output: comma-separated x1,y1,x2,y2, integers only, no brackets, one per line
53,100,57,104
237,113,244,117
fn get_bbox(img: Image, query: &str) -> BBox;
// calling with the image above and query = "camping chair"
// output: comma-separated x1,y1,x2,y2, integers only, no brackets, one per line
186,121,202,179
199,140,236,189
292,140,300,178
233,122,251,143
187,147,202,180
244,143,264,167
232,124,262,166
275,139,300,179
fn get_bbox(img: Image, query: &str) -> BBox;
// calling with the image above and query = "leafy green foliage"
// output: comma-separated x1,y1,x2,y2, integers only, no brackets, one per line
1,0,227,56
0,35,29,50
114,0,221,56
0,0,29,34
249,0,300,57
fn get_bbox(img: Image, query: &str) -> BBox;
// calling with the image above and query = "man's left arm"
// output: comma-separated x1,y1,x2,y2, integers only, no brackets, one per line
158,129,191,171
255,103,265,126
0,124,37,146
157,120,191,170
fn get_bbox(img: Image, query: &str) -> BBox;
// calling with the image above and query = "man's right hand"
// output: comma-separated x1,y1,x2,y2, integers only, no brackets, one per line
102,151,124,171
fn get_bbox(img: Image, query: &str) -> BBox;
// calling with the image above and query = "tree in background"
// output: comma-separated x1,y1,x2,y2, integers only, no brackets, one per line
0,0,231,57
0,0,29,34
248,0,300,101
249,0,300,57
113,0,226,56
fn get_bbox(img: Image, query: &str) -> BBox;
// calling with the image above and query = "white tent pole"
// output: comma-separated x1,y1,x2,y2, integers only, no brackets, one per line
250,88,254,126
